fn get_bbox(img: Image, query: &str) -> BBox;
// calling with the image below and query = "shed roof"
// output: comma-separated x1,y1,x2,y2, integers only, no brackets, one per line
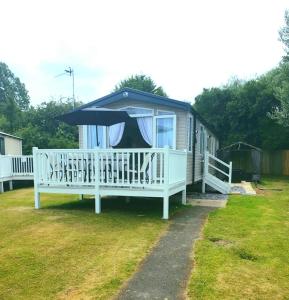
75,88,218,137
219,142,262,152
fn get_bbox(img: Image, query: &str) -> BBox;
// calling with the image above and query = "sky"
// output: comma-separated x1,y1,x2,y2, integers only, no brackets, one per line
0,0,288,106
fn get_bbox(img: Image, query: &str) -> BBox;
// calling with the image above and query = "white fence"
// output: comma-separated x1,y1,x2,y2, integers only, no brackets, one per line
33,148,187,189
0,155,33,180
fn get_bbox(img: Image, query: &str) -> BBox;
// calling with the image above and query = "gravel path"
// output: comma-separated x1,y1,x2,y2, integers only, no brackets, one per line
116,206,215,300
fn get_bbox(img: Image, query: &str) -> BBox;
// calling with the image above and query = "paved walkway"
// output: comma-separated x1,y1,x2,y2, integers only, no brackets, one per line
117,206,216,300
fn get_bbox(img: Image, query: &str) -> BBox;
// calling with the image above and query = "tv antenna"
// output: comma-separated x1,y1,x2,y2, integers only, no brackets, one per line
55,66,75,109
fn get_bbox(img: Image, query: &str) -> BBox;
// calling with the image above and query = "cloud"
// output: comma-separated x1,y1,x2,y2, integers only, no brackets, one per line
0,0,287,105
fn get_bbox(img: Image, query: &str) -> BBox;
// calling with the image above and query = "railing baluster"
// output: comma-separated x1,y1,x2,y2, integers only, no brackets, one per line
137,152,140,185
116,152,119,184
126,152,130,183
122,152,124,185
132,151,135,184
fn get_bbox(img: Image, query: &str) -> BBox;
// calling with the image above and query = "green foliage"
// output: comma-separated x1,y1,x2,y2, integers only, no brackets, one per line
194,66,289,150
14,99,79,154
0,62,30,110
267,63,289,127
114,74,168,97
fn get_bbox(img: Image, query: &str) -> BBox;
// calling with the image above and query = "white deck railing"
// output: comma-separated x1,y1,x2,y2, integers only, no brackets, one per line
33,148,187,189
0,155,33,179
203,151,232,194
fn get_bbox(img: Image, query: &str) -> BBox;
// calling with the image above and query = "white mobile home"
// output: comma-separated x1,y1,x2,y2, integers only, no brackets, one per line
31,88,232,219
0,131,33,193
0,131,23,155
78,88,219,186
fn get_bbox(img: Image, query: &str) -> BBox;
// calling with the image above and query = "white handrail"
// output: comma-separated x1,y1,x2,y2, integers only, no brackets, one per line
204,151,232,184
208,163,230,178
207,152,231,169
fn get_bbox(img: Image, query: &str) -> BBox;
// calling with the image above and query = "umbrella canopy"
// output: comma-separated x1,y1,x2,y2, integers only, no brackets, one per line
56,107,131,126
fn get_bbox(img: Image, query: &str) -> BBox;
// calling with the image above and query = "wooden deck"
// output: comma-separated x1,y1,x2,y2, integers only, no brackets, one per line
33,147,187,219
0,155,33,192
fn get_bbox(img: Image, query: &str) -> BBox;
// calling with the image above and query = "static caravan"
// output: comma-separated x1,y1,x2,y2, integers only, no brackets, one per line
32,88,231,219
0,131,22,155
78,88,220,187
0,131,33,193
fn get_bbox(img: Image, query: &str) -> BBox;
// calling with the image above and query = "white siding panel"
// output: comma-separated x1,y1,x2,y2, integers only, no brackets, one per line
4,136,22,155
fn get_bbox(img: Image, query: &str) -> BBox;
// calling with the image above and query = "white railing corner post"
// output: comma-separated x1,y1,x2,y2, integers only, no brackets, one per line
0,155,2,179
229,161,232,185
164,146,170,187
94,149,101,214
202,151,208,194
32,147,40,209
163,146,170,219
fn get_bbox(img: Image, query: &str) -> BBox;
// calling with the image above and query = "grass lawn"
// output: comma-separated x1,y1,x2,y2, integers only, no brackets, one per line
188,176,289,299
0,188,179,299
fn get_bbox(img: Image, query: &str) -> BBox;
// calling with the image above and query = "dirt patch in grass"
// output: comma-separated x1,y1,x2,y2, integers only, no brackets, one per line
208,237,234,247
6,206,33,212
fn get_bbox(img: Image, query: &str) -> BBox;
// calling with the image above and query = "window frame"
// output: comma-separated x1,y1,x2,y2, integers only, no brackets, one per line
187,116,193,152
0,137,5,155
200,125,205,155
120,106,153,118
154,114,176,150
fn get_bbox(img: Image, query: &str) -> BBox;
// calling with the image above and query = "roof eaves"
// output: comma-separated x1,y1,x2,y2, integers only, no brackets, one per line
0,131,22,140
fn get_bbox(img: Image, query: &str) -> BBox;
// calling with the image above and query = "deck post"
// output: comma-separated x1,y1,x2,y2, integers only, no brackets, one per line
0,181,4,193
94,149,101,214
182,149,187,205
202,180,206,193
163,146,170,219
202,151,207,194
9,180,13,191
163,194,169,220
32,147,40,209
182,189,186,205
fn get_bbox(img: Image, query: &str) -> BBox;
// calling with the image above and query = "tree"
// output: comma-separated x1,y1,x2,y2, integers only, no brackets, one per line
279,10,289,62
15,99,79,154
114,74,168,97
267,63,289,127
0,62,30,110
194,72,289,150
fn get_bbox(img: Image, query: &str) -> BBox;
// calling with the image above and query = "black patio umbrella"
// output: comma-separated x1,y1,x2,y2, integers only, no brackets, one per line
56,107,131,126
56,107,131,146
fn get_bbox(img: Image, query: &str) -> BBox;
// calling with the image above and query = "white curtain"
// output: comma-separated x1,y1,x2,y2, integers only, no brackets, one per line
87,125,106,148
137,117,153,146
87,125,97,148
109,122,125,147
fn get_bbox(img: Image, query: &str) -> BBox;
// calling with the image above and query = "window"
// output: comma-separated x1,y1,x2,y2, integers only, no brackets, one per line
0,137,5,154
187,117,193,152
86,126,106,148
157,109,175,116
120,106,153,117
155,115,176,149
200,126,205,155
